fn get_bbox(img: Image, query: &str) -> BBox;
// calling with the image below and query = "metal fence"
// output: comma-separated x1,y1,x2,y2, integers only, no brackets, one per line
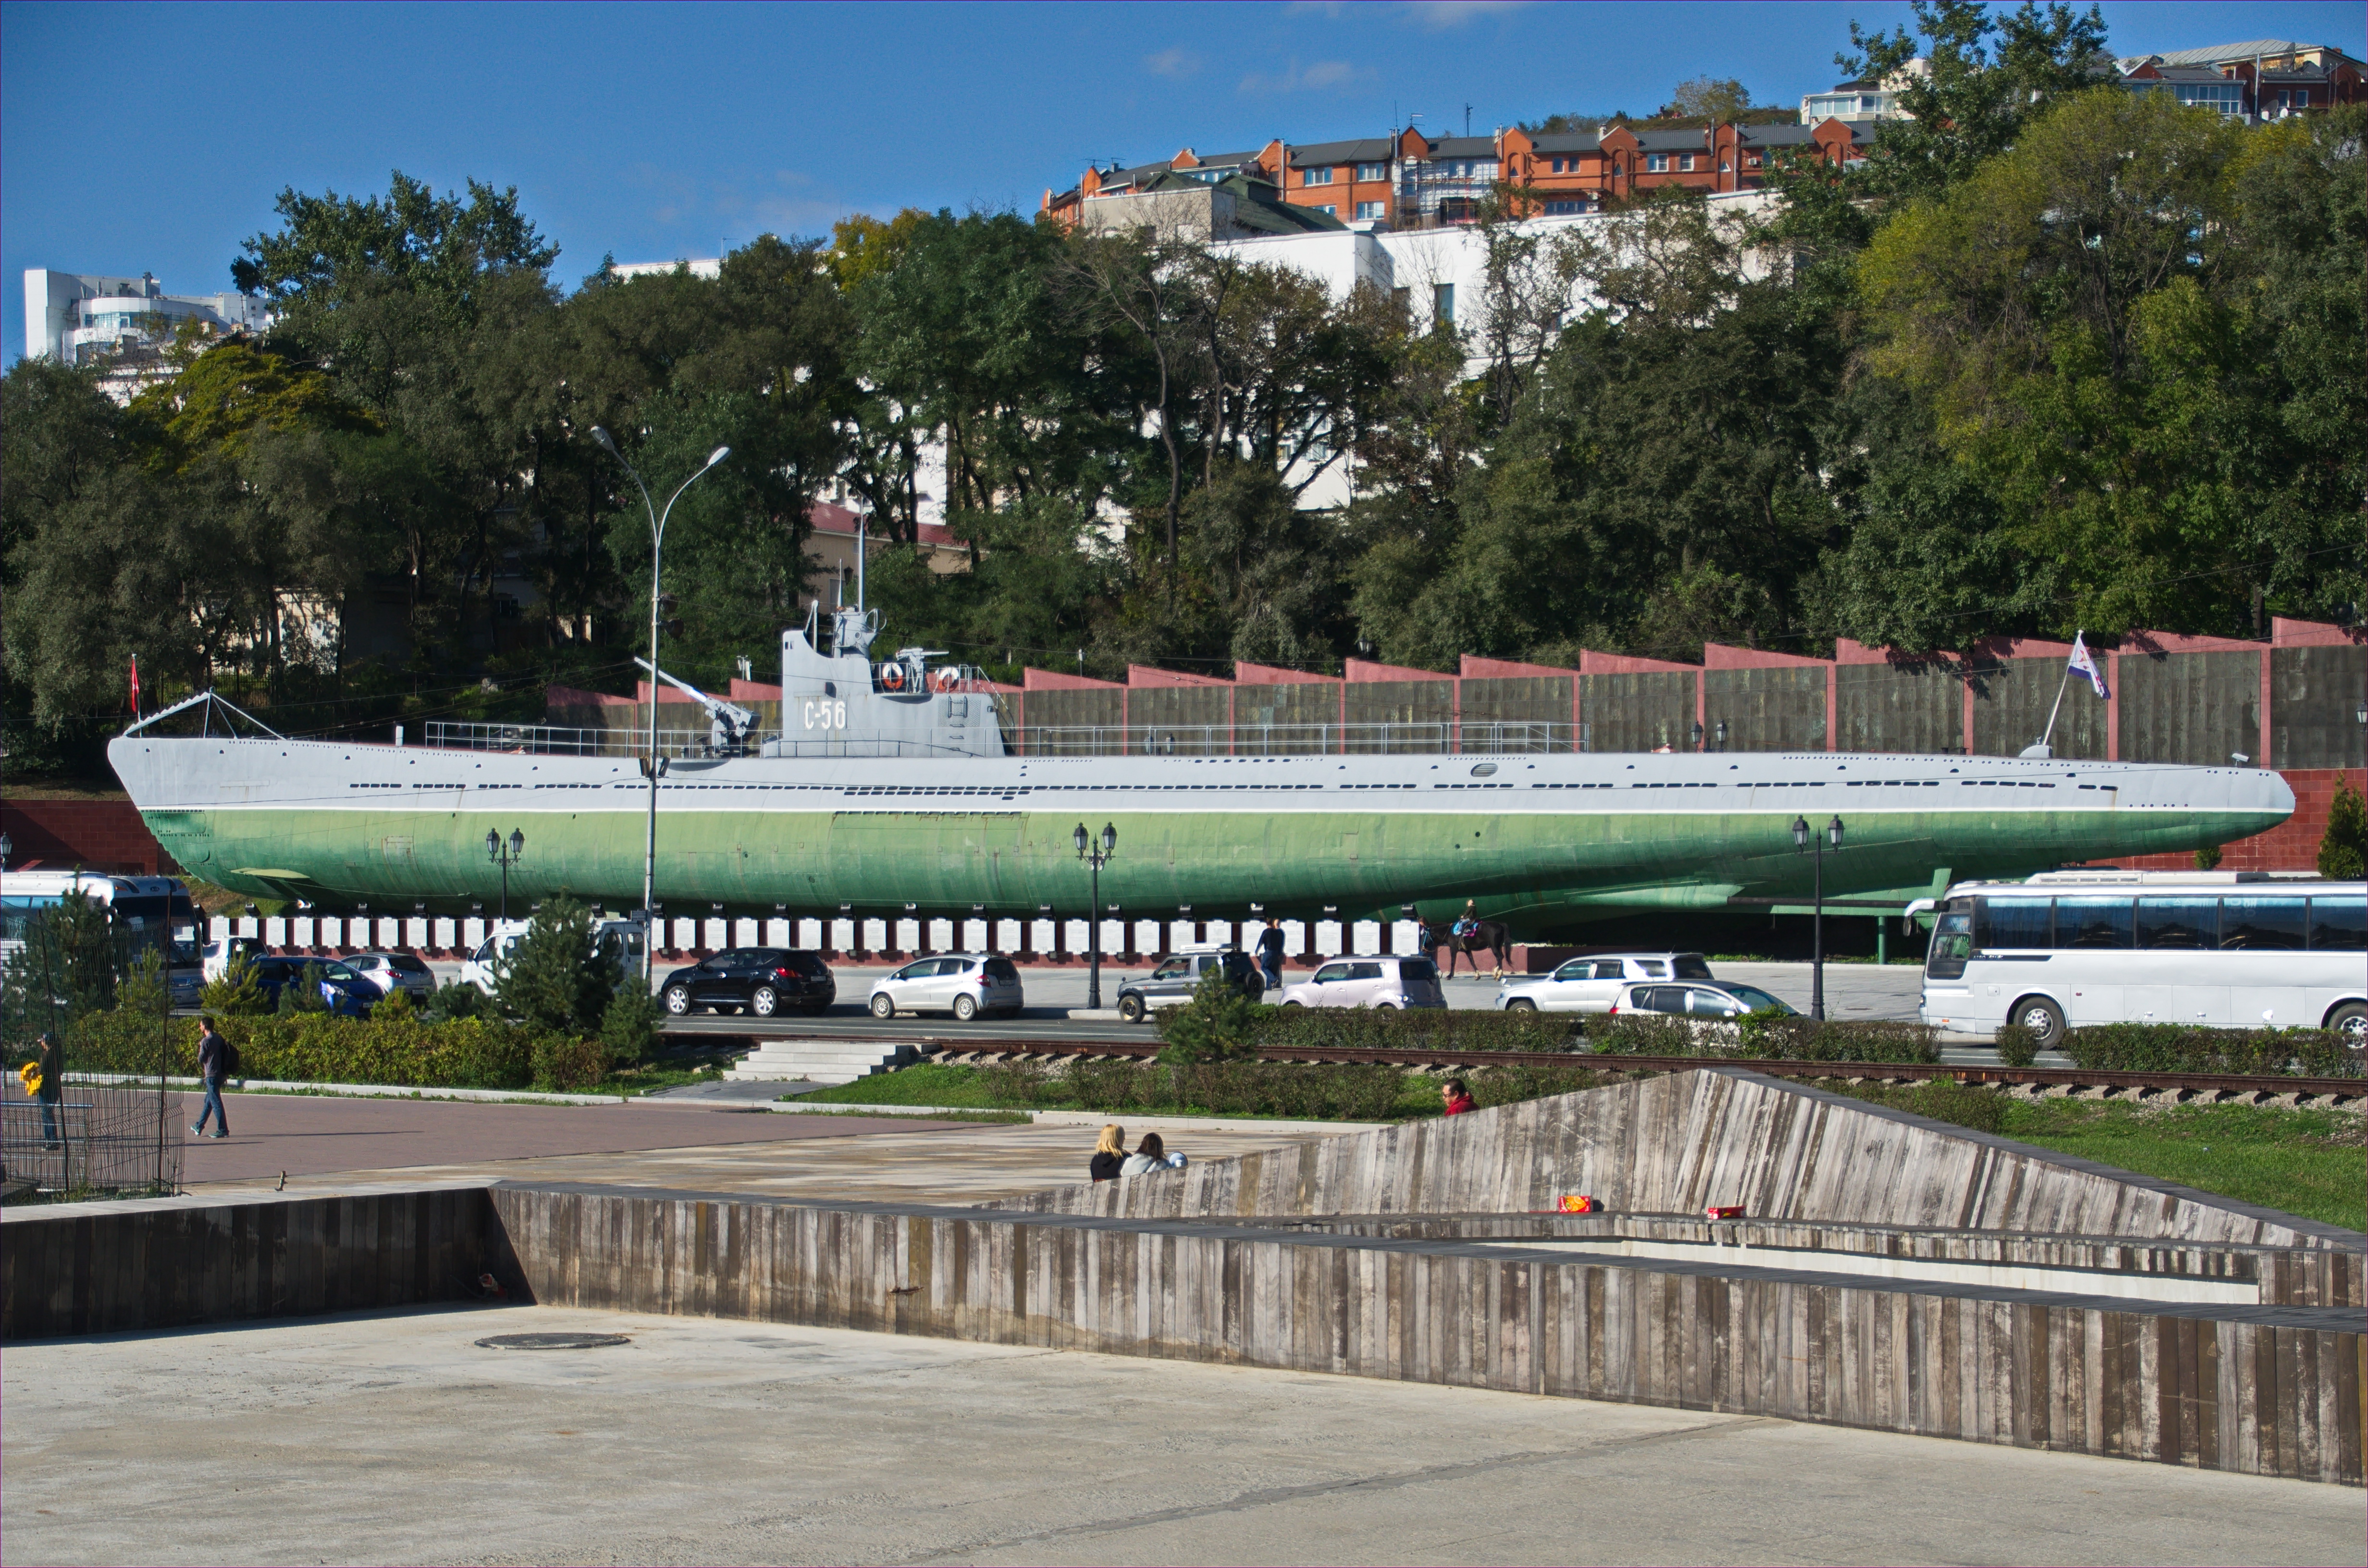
422,718,1584,761
0,909,181,1203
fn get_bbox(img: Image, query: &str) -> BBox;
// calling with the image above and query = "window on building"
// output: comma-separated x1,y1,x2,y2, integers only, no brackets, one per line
1354,200,1385,220
1543,199,1585,215
1433,282,1455,325
1645,153,1670,172
1313,204,1337,216
1678,153,1698,172
1391,286,1411,313
1719,159,1731,172
1549,157,1564,173
1355,162,1385,181
1746,153,1763,167
1304,166,1333,185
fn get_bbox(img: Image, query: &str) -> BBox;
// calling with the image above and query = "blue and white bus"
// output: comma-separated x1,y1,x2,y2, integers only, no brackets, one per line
1919,872,2367,1048
0,871,203,1004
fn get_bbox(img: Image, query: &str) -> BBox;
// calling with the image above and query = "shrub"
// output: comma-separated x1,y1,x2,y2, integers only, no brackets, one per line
496,896,619,1034
422,980,493,1022
2060,1024,2357,1078
531,1033,612,1092
1993,1022,2039,1068
599,988,663,1065
2319,777,2366,881
277,961,331,1015
1160,1004,1582,1055
69,1010,538,1090
201,951,269,1017
372,986,416,1021
1158,967,1263,1063
1059,1057,1413,1121
118,949,172,1018
1584,1012,1941,1064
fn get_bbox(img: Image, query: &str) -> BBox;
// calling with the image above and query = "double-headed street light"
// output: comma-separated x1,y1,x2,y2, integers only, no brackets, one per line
588,428,730,980
487,828,525,923
1074,822,1117,1009
1792,814,1844,1020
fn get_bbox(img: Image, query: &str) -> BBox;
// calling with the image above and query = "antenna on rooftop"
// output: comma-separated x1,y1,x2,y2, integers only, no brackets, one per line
1465,102,1473,136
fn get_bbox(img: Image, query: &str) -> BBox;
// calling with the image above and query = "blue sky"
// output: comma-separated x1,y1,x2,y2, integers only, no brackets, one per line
4,1,2358,360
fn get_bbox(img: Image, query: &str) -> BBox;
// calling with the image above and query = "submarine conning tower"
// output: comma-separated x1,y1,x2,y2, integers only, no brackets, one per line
766,602,1007,760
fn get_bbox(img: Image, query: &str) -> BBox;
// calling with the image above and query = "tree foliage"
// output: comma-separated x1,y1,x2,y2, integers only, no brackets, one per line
5,72,2361,777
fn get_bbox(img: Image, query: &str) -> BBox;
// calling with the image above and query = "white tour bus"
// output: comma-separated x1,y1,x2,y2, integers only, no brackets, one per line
1918,871,2367,1048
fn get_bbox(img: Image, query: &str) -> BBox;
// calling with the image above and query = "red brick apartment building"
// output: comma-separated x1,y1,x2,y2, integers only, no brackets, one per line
1045,121,1868,230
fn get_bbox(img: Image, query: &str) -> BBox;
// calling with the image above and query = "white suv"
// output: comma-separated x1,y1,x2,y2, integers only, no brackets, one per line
1274,956,1445,1011
1496,952,1715,1013
868,954,1026,1021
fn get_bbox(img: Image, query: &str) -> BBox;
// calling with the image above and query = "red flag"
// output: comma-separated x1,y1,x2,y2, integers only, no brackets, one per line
128,655,140,715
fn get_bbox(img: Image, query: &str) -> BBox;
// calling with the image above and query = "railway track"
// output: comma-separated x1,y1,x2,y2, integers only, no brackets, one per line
689,1029,2368,1100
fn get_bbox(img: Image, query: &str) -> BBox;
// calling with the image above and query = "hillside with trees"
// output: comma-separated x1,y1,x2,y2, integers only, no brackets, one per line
5,1,2359,781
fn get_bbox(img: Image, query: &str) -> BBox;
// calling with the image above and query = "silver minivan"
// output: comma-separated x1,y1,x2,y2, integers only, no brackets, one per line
1495,952,1714,1012
868,954,1025,1021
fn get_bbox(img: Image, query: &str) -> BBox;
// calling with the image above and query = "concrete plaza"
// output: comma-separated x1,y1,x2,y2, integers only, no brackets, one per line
4,1304,2359,1568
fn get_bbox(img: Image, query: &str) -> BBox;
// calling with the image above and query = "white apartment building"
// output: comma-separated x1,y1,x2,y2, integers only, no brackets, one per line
1207,190,1780,507
23,269,271,402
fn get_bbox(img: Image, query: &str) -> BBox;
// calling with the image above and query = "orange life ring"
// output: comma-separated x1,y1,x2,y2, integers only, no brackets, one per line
931,668,958,693
879,663,905,692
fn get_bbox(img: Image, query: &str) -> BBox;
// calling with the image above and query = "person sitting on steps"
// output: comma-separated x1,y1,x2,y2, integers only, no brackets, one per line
1121,1131,1186,1176
1089,1124,1127,1182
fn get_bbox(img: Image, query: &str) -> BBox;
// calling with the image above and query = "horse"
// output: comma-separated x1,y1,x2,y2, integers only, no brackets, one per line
1435,919,1511,980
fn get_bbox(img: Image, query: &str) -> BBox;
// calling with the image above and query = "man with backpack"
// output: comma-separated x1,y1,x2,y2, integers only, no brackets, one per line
190,1017,232,1139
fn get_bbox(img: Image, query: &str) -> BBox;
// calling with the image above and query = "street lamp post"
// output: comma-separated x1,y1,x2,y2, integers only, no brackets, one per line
1791,814,1844,1020
1074,822,1117,1009
588,428,730,980
487,829,524,924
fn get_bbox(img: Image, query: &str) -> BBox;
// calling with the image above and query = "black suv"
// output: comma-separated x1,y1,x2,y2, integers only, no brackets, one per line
1113,947,1265,1024
658,949,836,1017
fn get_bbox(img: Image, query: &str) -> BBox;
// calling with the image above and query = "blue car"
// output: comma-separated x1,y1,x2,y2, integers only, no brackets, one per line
244,956,378,1017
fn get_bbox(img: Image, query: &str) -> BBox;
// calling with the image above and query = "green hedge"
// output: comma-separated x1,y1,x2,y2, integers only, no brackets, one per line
64,1012,611,1092
1154,1002,1940,1065
2060,1024,2361,1078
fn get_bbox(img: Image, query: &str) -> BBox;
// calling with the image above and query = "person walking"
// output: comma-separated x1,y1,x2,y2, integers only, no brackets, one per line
1255,918,1286,993
1090,1124,1128,1182
190,1017,231,1139
33,1030,64,1146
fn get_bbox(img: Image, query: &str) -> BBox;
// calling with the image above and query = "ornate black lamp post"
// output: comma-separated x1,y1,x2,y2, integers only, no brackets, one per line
487,828,525,923
1074,821,1116,1009
1792,814,1844,1020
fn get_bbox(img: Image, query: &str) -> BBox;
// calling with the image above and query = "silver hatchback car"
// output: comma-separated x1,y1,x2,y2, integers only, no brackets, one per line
869,954,1025,1021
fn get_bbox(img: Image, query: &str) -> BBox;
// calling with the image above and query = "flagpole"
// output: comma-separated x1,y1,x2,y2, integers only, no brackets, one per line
2036,662,2073,754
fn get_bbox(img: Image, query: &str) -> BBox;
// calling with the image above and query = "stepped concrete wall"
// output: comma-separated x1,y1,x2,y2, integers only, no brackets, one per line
989,1069,2360,1253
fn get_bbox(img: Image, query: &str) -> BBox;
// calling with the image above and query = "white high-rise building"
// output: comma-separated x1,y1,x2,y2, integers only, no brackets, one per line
22,269,271,401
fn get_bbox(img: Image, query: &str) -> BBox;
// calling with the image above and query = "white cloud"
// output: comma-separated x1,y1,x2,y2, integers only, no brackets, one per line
1402,1,1528,30
1238,57,1370,95
1143,47,1201,79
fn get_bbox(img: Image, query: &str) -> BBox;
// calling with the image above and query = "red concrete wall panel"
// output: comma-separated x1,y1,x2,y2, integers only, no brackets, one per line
0,800,175,876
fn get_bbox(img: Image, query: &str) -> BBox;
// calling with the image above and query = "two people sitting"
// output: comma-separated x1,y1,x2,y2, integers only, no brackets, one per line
1090,1124,1187,1182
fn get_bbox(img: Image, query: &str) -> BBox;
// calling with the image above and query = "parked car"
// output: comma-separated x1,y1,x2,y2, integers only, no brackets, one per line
199,935,268,983
868,954,1024,1021
1273,956,1445,1011
658,949,836,1017
1113,946,1265,1023
1495,952,1716,1012
242,956,379,1017
1611,981,1797,1019
343,951,437,1001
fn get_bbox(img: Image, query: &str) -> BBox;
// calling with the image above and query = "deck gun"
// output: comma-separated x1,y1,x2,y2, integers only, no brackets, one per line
634,658,761,756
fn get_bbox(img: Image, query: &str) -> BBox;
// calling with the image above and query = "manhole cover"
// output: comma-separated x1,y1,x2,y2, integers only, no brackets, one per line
474,1332,630,1351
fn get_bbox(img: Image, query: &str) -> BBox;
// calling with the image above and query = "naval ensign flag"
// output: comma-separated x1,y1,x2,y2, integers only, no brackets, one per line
2066,632,2109,699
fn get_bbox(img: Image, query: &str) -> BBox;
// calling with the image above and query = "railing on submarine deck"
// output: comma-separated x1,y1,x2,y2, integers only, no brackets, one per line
424,719,1584,760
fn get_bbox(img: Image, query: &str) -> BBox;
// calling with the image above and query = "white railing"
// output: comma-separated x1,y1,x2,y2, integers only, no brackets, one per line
422,718,1584,760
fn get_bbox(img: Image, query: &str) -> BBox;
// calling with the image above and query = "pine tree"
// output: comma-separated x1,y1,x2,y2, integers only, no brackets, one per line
2319,778,2367,881
495,896,617,1034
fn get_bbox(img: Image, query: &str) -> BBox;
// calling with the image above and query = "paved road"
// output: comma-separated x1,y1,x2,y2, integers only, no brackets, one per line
7,1305,2356,1568
165,1090,968,1188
